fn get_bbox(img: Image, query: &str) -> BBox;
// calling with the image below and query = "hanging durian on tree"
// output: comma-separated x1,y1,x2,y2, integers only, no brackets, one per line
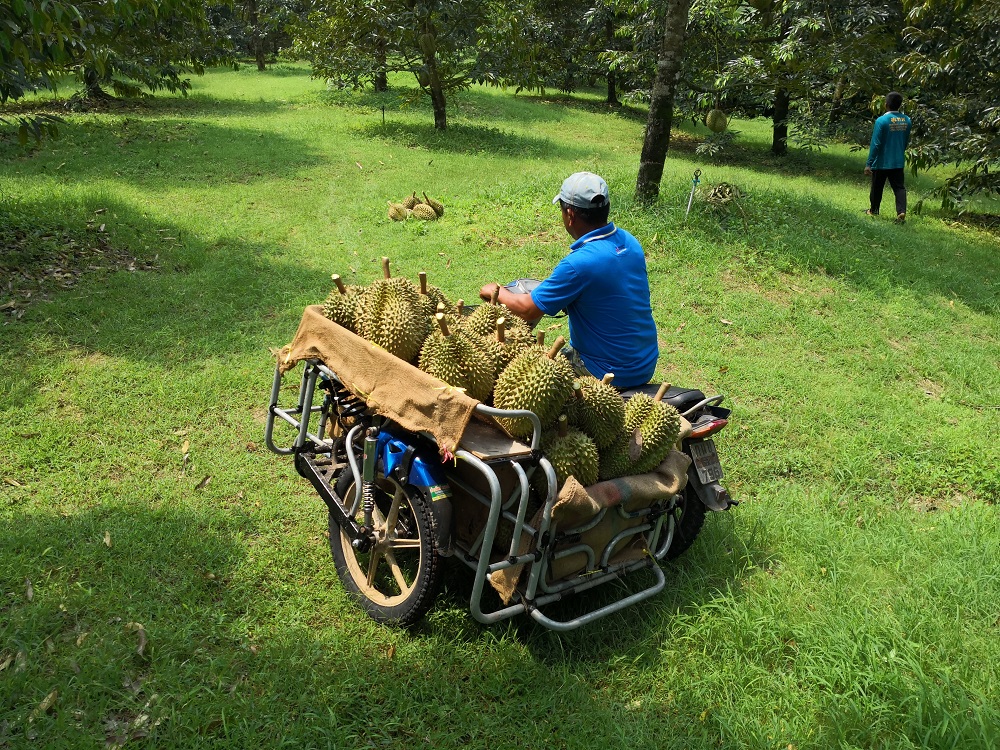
705,109,728,133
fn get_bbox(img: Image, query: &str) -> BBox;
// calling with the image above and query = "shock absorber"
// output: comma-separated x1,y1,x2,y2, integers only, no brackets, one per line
354,426,379,549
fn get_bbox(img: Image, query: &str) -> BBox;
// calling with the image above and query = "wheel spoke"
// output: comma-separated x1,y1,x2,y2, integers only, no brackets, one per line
388,538,421,550
366,548,384,586
384,549,411,593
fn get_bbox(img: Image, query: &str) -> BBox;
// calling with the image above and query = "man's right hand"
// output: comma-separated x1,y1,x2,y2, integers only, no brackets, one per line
479,282,500,302
864,166,872,176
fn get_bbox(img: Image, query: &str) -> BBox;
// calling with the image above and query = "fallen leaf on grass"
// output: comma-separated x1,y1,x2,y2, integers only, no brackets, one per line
386,644,395,660
44,638,54,653
171,428,188,437
104,531,112,548
355,161,363,170
25,578,33,601
76,632,89,647
194,476,212,491
0,653,13,672
246,442,258,452
28,689,58,722
15,651,27,672
720,319,733,326
125,623,148,656
3,477,23,487
181,439,190,454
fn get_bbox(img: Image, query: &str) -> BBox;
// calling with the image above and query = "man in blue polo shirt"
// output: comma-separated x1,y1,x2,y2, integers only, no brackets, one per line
864,91,912,224
479,172,659,389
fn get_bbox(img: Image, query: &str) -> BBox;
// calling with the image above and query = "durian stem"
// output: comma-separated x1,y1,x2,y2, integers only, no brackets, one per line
496,317,506,343
654,382,671,402
455,299,464,316
436,302,446,314
547,336,566,360
601,373,615,386
419,271,428,295
536,331,545,346
332,274,347,295
490,285,500,305
557,414,568,438
435,312,450,336
382,257,391,279
573,380,583,400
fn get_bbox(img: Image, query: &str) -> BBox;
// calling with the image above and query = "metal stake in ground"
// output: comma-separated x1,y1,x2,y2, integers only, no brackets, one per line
684,169,702,224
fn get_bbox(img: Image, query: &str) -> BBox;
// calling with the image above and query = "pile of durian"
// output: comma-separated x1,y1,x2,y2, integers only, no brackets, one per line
321,258,683,488
387,192,444,222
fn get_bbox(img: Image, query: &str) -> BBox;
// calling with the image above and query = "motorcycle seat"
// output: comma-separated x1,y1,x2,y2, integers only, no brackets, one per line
616,384,706,415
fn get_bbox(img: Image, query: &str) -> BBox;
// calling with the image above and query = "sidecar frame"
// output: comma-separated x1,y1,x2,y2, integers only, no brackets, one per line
266,358,685,631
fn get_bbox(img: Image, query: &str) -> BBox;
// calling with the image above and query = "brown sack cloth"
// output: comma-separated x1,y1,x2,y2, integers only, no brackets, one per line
490,448,692,604
277,305,479,455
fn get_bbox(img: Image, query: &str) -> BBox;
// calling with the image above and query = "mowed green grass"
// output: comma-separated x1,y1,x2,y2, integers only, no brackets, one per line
2,64,999,749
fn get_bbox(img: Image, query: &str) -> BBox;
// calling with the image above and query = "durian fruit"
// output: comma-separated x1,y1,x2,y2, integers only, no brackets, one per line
402,192,420,210
705,108,728,133
411,203,438,221
479,317,532,380
321,274,363,332
418,32,436,58
492,336,575,438
598,383,682,480
417,271,451,320
566,374,626,450
422,192,444,217
464,286,532,345
387,201,407,222
538,415,599,490
418,313,495,402
356,257,429,362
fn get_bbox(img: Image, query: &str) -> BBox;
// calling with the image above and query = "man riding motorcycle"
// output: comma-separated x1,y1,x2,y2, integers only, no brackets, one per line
479,171,659,390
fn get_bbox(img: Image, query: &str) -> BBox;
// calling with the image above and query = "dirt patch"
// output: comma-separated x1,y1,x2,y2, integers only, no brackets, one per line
1,222,158,320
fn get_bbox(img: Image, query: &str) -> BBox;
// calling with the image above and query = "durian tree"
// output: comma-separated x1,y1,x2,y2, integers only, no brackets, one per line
291,0,530,130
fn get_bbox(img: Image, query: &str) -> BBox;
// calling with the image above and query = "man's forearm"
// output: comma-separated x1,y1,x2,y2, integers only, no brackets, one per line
479,282,544,323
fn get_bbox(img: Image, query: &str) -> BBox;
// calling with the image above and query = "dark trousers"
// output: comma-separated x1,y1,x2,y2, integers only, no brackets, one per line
870,168,906,215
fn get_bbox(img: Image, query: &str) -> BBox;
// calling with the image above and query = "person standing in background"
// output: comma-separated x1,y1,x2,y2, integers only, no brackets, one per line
864,91,912,224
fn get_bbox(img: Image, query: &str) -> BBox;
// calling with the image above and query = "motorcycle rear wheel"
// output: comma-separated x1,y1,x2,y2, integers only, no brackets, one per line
664,485,707,560
330,468,441,626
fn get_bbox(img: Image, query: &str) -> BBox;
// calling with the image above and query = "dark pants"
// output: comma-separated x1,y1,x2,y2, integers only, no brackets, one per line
870,168,906,215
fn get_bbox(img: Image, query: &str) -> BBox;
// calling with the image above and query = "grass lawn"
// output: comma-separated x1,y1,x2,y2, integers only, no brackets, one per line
2,63,999,749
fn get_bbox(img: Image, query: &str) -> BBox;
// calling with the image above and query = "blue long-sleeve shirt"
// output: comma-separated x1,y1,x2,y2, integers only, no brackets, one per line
866,111,912,170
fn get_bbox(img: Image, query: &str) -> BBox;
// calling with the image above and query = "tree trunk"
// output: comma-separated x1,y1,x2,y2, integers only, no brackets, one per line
374,36,388,92
83,67,111,100
771,87,789,155
246,0,266,71
635,0,692,202
606,18,619,105
828,75,846,124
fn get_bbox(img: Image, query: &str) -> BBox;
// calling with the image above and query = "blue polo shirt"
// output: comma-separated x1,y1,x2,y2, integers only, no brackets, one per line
866,111,911,170
530,223,659,389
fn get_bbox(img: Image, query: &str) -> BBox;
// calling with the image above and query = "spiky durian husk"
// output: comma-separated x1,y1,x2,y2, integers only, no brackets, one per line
321,286,362,332
357,278,428,362
387,202,407,221
417,328,495,402
566,376,626,449
633,400,683,474
402,192,419,210
536,424,599,491
422,193,444,217
492,349,575,438
411,203,438,221
464,302,507,338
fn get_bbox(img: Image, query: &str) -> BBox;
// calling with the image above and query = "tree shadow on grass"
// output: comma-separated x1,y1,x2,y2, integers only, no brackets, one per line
0,116,318,191
356,120,589,159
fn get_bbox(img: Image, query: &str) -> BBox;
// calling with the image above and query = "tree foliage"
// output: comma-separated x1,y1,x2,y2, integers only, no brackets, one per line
896,0,1000,206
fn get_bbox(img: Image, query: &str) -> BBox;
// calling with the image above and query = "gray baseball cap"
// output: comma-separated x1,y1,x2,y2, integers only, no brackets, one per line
552,171,610,208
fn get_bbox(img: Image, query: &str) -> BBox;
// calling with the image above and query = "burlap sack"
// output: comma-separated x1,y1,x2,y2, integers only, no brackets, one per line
490,449,692,604
277,305,479,455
